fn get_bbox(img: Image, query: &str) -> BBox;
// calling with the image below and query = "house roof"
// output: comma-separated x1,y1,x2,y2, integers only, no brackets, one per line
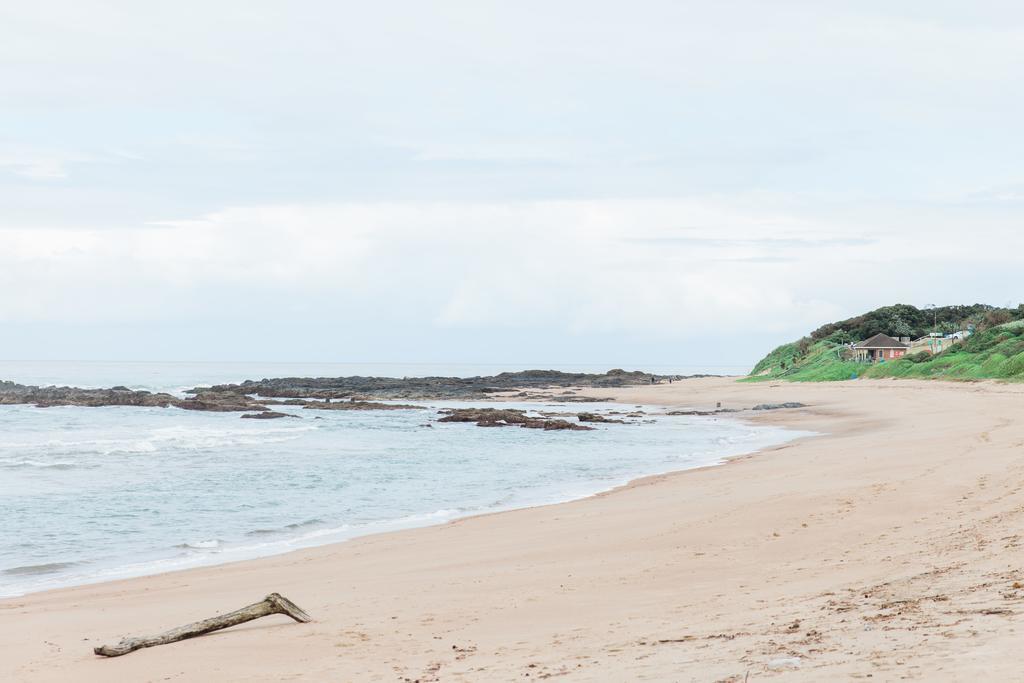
856,333,909,349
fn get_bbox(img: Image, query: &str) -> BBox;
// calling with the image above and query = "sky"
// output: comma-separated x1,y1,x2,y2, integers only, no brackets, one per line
1,1,1022,369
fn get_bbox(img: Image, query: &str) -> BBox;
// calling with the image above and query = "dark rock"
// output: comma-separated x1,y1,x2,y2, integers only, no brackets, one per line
177,391,268,412
531,419,594,431
0,383,179,409
241,411,295,419
666,408,740,416
0,368,714,414
437,408,594,431
437,408,533,425
550,395,615,403
184,369,677,402
576,412,627,424
752,402,807,411
666,402,807,416
302,400,423,411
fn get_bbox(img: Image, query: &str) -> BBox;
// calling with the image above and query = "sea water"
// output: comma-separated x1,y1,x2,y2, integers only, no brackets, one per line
0,360,751,396
0,362,804,597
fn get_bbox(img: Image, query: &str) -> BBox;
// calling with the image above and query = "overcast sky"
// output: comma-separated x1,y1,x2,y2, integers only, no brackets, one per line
1,2,1022,368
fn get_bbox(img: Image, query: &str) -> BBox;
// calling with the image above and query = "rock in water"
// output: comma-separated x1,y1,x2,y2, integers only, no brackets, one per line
576,412,627,424
302,400,423,411
185,369,683,402
752,402,807,411
437,408,594,431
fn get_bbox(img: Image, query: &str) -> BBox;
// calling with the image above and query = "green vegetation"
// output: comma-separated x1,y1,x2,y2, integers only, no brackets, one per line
748,303,1024,382
808,303,1020,342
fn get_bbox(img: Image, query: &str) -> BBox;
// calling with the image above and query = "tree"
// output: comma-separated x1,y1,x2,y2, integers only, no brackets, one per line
888,313,913,338
982,309,1013,329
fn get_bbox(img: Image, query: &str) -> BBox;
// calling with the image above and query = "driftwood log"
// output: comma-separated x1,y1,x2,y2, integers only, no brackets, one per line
94,592,311,657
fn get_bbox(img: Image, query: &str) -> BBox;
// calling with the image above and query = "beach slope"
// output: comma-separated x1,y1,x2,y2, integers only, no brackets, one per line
3,378,1024,681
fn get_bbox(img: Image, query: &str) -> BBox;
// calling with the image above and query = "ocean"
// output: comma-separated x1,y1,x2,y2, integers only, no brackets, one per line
0,361,801,597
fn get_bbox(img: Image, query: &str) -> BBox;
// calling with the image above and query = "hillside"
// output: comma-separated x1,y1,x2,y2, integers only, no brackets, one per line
749,304,1024,382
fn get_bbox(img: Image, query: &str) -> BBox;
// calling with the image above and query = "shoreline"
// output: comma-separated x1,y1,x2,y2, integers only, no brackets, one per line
0,396,810,599
5,377,1024,680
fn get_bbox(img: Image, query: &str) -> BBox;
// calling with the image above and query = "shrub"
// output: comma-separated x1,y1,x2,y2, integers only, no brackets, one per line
983,309,1014,329
1001,353,1024,377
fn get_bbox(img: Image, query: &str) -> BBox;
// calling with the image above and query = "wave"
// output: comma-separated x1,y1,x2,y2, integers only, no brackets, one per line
2,509,468,596
246,517,324,537
174,539,224,551
2,561,81,576
146,424,319,451
0,423,319,459
391,508,463,524
272,509,464,544
0,458,80,470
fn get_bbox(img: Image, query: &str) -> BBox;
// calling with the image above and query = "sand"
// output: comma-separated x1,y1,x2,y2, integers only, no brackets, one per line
3,378,1024,681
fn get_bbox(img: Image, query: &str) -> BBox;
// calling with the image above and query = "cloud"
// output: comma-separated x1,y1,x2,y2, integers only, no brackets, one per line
2,3,1023,363
0,199,864,334
0,196,1018,362
625,236,877,249
960,182,1024,204
0,145,141,182
0,154,72,180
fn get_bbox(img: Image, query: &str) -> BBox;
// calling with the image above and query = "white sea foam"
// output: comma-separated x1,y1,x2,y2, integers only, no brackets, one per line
0,458,79,470
176,539,223,550
1,424,318,460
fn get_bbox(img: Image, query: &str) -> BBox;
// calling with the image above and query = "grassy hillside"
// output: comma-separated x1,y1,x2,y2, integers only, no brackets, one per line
749,304,1024,382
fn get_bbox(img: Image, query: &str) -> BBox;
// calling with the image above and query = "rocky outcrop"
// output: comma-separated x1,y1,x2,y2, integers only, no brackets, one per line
301,400,424,411
0,368,714,415
437,408,595,431
549,395,615,403
0,381,270,412
186,369,684,402
0,381,421,413
752,402,807,411
177,391,268,413
666,402,807,415
576,412,627,424
533,420,594,431
241,411,296,419
0,382,179,409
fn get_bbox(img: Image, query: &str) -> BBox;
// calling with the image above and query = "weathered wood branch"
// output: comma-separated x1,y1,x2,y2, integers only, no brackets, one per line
93,592,311,657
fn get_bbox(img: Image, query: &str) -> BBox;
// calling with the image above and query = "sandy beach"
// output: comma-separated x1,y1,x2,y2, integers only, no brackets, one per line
3,377,1023,681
